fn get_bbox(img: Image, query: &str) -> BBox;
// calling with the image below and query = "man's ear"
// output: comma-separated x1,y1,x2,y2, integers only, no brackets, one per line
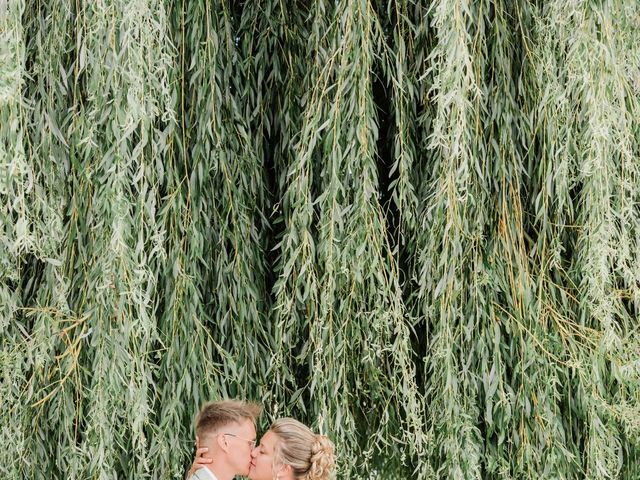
217,433,229,452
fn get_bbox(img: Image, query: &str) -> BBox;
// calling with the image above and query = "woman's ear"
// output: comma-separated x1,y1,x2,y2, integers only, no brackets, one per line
276,463,292,480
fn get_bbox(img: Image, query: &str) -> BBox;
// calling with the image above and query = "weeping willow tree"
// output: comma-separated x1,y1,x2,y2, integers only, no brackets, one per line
1,0,639,479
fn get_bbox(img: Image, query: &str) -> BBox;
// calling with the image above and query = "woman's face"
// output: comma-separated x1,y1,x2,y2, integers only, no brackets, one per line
248,430,281,480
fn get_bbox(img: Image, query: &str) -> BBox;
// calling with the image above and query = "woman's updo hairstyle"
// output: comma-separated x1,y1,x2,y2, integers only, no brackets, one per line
269,418,335,480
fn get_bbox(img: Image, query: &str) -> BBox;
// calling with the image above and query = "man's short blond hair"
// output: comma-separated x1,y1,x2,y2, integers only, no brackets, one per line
195,400,262,439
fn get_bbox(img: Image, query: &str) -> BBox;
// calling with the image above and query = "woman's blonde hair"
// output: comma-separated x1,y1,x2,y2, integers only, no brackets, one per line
269,418,335,480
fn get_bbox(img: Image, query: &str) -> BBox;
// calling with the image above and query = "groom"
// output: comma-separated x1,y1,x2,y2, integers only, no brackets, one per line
187,400,262,480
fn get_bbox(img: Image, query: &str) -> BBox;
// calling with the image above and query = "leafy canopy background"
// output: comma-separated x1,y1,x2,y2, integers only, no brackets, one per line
1,0,639,478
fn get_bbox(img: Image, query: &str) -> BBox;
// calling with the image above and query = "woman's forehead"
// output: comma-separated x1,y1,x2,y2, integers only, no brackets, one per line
259,430,278,450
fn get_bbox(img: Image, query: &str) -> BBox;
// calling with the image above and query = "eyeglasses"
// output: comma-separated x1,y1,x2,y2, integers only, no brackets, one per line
223,433,257,449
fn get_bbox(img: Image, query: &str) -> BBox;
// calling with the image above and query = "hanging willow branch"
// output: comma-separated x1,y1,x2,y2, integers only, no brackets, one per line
411,0,485,477
1,1,30,475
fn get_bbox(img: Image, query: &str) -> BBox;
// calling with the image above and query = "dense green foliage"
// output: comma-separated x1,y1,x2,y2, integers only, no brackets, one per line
1,0,639,478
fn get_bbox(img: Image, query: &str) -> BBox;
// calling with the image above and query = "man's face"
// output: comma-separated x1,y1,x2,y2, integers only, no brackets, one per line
222,419,257,476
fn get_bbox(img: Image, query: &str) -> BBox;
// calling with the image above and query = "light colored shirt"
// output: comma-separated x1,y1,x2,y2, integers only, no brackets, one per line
191,466,219,480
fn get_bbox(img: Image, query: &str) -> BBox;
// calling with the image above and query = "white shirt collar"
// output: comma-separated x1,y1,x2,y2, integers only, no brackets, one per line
191,466,219,480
